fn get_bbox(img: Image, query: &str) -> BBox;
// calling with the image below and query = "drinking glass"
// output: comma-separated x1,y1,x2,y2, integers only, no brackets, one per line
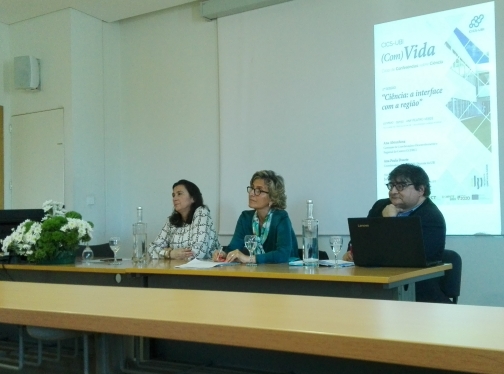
329,236,343,268
81,242,94,264
109,237,121,265
244,235,257,267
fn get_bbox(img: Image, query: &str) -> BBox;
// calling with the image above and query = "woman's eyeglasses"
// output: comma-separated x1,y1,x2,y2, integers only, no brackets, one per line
246,186,269,196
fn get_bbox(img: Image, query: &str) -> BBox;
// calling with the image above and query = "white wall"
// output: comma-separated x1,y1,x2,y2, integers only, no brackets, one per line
69,11,106,242
9,11,71,115
0,22,9,102
0,21,11,204
118,3,220,247
1,0,502,307
103,22,123,240
8,9,106,242
446,235,504,306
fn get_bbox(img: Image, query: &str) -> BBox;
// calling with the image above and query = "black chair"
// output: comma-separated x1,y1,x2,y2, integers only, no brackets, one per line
25,327,90,374
297,249,329,260
440,249,462,304
0,327,90,373
76,243,114,258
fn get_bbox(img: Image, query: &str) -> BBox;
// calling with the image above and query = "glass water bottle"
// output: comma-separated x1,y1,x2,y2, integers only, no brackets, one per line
132,207,147,263
302,200,319,266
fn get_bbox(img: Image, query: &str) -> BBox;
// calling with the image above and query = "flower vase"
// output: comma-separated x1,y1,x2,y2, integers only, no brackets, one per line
8,253,28,264
35,250,76,265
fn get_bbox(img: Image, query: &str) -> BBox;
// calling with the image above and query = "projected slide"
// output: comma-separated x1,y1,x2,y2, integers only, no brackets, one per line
374,2,500,235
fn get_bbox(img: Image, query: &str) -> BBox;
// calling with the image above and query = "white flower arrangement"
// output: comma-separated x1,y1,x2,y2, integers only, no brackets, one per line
61,218,94,238
1,219,42,256
1,200,94,262
42,200,66,219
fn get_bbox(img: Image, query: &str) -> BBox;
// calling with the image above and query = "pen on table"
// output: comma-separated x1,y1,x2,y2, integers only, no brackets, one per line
216,247,223,261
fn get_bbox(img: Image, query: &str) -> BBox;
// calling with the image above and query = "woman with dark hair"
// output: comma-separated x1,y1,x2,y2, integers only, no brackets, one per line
213,170,297,264
148,180,220,260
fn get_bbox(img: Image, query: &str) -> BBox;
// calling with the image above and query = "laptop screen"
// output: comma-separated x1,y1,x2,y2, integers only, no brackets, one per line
348,216,437,267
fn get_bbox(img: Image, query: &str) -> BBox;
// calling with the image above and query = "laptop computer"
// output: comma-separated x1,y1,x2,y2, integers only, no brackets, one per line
348,216,442,268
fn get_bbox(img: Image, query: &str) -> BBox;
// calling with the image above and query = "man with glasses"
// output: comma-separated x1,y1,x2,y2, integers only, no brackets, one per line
345,163,451,303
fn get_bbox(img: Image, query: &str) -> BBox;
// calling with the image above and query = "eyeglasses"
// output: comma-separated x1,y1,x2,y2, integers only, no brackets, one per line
247,186,269,196
385,182,413,191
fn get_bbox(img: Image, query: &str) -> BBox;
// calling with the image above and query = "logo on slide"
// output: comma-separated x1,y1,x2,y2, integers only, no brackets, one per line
469,14,484,28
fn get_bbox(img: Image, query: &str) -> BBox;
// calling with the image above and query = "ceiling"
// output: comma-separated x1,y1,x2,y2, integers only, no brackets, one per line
0,0,196,25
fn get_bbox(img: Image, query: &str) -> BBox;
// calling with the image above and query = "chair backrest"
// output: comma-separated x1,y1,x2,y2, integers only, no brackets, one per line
440,249,462,303
76,243,114,258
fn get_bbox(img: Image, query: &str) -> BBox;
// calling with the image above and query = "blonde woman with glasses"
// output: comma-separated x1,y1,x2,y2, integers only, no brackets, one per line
213,170,297,264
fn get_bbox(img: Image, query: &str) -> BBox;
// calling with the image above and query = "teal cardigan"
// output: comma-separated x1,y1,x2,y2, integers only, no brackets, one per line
227,209,298,264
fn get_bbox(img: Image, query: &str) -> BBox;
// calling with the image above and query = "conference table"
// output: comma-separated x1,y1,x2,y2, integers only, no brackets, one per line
0,260,457,373
0,281,502,374
0,259,452,301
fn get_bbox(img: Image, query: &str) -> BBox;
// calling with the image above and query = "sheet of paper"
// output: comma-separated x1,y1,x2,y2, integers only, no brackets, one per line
175,258,238,269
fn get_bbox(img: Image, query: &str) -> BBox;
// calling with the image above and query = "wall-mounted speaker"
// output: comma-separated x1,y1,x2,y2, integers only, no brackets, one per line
14,55,40,90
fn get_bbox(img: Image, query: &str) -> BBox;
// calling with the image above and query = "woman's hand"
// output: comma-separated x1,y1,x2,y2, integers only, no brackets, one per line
225,250,251,264
169,248,194,260
342,251,353,262
212,249,227,262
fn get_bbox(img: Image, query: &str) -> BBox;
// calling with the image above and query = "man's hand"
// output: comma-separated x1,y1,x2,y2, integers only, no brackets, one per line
382,204,401,217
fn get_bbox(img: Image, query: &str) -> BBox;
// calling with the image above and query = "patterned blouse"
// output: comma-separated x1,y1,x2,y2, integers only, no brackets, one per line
148,206,220,259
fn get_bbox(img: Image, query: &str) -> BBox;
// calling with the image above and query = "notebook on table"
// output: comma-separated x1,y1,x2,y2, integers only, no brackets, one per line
347,216,442,268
